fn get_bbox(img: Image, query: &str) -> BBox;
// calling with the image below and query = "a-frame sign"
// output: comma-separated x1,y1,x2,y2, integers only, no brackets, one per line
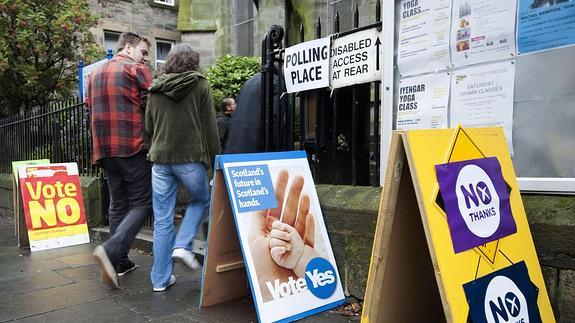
362,127,554,323
199,164,251,307
201,152,345,323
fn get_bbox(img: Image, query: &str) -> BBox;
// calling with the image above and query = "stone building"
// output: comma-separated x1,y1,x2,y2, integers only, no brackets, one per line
178,0,379,66
88,0,181,72
86,0,379,69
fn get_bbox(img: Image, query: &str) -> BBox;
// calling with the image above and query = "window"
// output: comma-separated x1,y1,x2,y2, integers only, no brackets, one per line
154,0,175,5
156,40,174,70
232,0,254,55
103,31,120,55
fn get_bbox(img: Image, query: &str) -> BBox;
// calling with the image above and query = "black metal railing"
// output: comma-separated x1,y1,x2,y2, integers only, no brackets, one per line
260,2,382,186
0,97,99,176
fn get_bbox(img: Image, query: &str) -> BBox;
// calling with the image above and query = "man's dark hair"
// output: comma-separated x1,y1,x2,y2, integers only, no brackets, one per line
117,32,151,53
160,43,200,75
221,97,235,113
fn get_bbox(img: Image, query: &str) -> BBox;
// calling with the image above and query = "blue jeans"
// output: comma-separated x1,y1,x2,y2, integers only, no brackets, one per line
150,162,210,289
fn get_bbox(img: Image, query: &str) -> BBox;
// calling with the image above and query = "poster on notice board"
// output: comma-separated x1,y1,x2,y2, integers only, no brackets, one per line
397,0,452,76
517,0,575,54
450,0,517,67
396,72,450,130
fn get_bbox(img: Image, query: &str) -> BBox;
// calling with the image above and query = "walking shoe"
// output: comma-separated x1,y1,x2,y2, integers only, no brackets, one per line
172,248,201,270
153,275,176,292
116,260,138,277
93,245,120,289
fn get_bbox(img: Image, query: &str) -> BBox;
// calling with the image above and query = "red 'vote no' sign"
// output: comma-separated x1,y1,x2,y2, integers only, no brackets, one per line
20,174,87,232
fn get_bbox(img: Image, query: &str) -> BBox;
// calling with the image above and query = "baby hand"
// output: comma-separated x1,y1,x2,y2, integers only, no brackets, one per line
269,220,304,269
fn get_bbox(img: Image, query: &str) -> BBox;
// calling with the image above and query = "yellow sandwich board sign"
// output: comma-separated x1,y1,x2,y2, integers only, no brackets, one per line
362,126,554,323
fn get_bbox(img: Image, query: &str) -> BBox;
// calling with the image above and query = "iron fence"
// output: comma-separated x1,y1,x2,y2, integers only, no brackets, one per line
0,97,99,176
260,2,382,186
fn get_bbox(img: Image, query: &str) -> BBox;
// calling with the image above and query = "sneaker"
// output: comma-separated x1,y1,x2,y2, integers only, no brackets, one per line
172,248,201,270
153,275,176,292
117,260,138,277
93,245,120,289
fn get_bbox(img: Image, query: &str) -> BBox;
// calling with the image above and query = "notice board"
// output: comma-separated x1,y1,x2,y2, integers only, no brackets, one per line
362,126,554,323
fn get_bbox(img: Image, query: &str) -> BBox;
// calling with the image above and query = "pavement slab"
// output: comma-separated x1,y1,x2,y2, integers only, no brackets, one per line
0,214,359,322
0,270,74,298
12,300,140,323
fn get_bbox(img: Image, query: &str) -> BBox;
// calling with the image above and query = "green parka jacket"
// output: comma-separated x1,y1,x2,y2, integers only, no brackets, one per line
145,71,220,168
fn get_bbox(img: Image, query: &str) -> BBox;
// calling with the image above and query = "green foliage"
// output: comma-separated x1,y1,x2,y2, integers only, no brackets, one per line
0,0,104,117
205,54,260,111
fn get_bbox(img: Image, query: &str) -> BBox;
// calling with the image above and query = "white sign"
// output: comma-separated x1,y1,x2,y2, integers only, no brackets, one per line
219,151,345,323
450,0,517,67
284,38,330,93
396,72,450,130
397,0,452,76
329,27,383,88
81,58,108,102
450,61,516,153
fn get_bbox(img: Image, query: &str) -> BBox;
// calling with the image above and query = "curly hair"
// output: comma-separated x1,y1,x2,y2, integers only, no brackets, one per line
159,43,200,75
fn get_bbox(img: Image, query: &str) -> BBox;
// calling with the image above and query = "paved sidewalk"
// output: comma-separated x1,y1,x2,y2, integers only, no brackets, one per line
0,215,359,322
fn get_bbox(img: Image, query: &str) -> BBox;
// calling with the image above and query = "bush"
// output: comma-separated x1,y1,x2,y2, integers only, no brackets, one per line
205,54,260,111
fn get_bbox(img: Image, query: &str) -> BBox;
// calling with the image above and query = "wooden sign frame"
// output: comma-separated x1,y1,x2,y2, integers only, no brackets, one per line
200,168,251,307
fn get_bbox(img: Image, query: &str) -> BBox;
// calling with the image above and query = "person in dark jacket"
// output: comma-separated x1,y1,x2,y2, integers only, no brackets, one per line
223,74,262,153
145,43,220,292
216,97,236,152
224,69,284,153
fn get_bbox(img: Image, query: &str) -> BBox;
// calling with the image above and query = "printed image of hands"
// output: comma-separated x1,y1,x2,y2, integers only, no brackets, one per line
247,169,322,302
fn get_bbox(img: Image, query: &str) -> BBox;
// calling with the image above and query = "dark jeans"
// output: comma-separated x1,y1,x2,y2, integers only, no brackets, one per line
100,152,152,267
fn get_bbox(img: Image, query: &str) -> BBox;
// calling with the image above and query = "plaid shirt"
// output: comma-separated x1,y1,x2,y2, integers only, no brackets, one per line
87,53,152,163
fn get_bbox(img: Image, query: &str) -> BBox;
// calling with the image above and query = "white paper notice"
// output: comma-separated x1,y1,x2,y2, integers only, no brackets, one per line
450,61,516,153
450,0,517,67
284,37,330,93
397,0,452,76
396,73,450,130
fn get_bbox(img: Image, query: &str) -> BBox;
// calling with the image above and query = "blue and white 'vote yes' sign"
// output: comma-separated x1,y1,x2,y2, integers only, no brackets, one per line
219,151,345,323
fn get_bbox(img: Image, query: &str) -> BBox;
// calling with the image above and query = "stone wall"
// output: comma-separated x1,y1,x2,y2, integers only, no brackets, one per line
524,195,575,322
1,174,573,320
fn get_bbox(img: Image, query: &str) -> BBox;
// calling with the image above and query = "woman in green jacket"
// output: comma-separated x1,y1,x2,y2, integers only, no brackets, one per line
145,43,220,292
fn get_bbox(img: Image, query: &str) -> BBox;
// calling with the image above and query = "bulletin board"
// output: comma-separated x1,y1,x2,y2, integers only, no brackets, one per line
379,0,575,192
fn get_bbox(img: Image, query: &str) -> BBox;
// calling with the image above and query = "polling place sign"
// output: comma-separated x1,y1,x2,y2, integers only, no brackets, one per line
18,163,90,251
330,27,382,88
284,38,330,93
219,151,345,323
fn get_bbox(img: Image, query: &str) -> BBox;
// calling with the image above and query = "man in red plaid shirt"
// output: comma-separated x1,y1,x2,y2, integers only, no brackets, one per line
88,32,153,289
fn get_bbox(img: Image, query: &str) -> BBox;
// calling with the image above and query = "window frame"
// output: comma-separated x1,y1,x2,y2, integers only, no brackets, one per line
153,0,175,6
103,30,121,55
155,39,175,70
